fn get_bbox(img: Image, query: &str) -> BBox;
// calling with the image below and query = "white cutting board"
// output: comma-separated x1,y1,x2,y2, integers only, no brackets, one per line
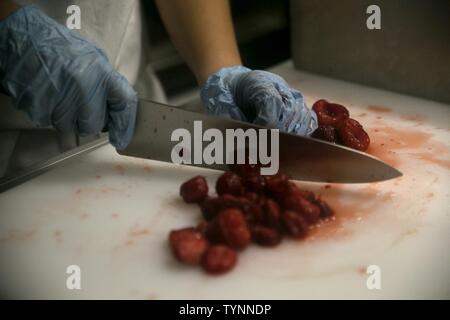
0,61,449,299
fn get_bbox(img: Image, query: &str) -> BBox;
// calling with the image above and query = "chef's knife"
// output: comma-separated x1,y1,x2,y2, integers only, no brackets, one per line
118,99,402,183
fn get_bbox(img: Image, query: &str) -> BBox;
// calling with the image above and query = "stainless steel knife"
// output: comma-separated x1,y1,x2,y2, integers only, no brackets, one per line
118,99,402,183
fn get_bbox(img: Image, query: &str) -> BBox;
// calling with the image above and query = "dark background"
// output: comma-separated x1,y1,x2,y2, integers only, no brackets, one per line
144,0,450,104
291,0,450,104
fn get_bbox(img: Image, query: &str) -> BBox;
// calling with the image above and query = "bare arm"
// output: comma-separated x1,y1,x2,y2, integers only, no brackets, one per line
155,0,242,85
0,0,20,21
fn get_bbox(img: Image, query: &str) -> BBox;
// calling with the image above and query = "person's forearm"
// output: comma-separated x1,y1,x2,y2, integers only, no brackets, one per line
0,0,20,21
155,0,242,85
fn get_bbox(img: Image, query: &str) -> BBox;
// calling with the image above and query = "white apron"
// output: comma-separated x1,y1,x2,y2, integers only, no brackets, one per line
0,0,166,178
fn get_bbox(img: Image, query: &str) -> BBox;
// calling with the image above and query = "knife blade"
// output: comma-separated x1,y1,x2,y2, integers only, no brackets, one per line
118,99,402,183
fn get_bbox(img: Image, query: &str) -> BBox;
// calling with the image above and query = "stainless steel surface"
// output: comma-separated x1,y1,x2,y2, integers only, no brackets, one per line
120,99,402,183
0,136,109,193
291,0,450,104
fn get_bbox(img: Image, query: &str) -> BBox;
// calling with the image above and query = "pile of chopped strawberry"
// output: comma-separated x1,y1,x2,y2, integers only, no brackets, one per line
169,165,334,275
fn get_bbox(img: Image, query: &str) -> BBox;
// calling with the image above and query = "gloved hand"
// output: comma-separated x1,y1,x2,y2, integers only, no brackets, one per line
200,66,318,136
0,5,137,150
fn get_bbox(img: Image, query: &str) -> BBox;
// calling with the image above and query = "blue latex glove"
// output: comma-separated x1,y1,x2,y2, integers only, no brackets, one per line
201,66,318,136
0,5,137,150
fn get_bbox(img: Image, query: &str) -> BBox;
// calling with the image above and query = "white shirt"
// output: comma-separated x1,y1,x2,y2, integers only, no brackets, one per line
0,0,166,178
